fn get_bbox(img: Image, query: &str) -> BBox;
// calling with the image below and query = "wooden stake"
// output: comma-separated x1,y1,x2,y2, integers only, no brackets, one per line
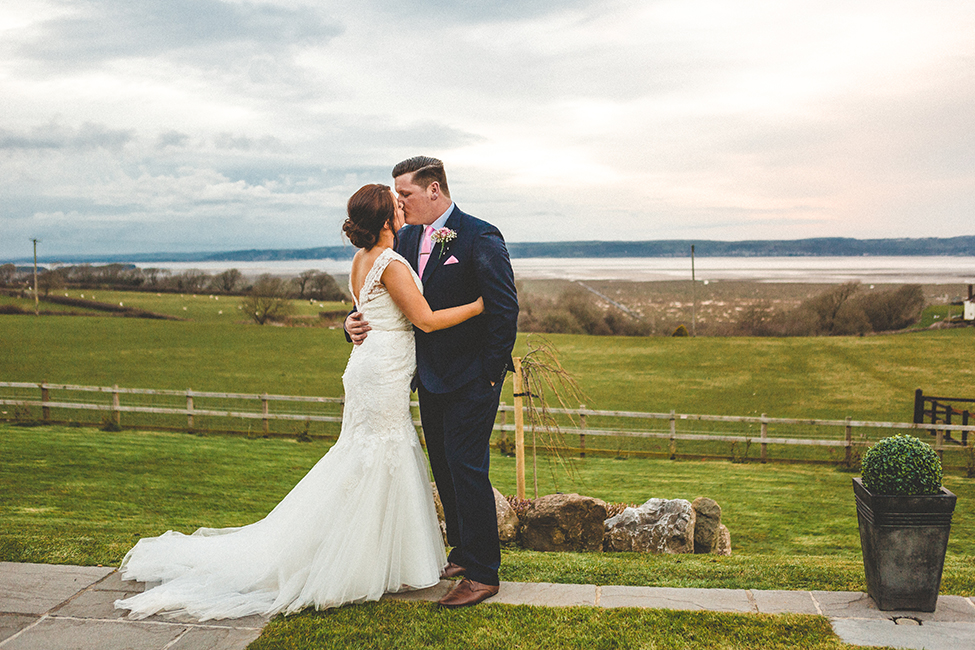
513,357,526,500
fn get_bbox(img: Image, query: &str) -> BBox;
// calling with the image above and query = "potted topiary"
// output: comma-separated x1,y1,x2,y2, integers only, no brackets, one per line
854,434,956,612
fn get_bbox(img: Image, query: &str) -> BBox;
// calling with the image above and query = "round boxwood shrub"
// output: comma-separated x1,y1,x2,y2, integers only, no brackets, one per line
861,434,942,495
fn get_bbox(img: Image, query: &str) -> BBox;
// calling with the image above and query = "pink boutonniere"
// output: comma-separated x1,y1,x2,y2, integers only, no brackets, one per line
430,227,457,258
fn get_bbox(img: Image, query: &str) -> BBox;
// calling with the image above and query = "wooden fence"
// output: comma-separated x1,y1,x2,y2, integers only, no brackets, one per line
3,381,975,467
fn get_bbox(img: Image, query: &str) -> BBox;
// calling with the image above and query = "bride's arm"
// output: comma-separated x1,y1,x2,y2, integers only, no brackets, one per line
382,260,483,333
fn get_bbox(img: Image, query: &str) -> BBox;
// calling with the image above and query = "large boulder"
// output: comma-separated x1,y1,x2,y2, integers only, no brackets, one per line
691,497,722,554
604,498,695,554
494,488,519,543
714,524,732,556
520,493,608,552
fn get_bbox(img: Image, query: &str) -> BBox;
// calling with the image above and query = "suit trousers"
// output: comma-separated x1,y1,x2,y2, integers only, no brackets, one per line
417,375,503,586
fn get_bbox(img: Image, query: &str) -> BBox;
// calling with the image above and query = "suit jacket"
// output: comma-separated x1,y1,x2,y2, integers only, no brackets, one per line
396,206,518,394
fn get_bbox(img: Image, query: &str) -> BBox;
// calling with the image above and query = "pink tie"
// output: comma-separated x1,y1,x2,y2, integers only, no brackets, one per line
418,225,434,277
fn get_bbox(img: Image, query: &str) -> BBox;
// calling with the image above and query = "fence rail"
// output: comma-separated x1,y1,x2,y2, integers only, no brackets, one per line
4,381,975,466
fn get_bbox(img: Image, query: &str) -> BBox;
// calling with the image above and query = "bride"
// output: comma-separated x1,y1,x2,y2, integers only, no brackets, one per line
115,184,483,620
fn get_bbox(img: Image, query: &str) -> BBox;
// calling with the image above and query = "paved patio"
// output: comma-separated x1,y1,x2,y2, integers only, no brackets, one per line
3,562,974,649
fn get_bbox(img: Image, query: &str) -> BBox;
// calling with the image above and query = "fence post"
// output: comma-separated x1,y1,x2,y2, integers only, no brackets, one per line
40,382,50,422
760,413,768,463
936,428,944,461
512,358,526,500
913,388,924,423
579,404,587,458
262,393,270,437
845,417,853,468
186,389,194,431
669,410,677,460
112,385,120,426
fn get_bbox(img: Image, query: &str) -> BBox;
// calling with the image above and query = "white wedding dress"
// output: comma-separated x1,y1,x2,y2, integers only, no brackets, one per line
115,248,446,620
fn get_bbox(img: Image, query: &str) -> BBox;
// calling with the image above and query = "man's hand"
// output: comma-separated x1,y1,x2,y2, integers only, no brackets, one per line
345,311,371,345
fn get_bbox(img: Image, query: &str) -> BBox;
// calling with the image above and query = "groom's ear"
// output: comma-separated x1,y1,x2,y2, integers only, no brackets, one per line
427,181,441,200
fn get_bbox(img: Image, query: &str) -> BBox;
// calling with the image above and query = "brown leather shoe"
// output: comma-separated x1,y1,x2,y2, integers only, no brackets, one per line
437,579,499,609
439,562,467,579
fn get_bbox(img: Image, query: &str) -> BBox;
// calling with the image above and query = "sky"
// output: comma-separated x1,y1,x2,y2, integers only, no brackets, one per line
2,0,975,260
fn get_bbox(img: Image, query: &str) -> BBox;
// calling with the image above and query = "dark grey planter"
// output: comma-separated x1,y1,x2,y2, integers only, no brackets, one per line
853,477,956,612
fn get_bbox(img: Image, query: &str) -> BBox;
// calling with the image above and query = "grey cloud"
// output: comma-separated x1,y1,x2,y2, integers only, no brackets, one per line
156,130,191,149
0,122,134,151
213,133,286,152
20,0,342,65
370,0,597,22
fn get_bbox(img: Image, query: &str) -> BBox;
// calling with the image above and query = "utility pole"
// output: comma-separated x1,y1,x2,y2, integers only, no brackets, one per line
30,238,40,316
690,244,696,337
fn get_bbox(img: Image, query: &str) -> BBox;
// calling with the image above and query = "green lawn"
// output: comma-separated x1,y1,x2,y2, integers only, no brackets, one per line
0,423,930,649
2,424,972,597
4,306,968,650
251,601,871,650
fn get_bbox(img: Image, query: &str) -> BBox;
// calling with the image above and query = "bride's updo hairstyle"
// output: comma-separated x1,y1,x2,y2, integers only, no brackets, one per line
343,184,397,249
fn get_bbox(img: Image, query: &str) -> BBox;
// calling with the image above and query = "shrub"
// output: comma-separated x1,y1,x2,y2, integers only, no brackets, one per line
672,324,689,337
241,274,296,325
860,434,942,495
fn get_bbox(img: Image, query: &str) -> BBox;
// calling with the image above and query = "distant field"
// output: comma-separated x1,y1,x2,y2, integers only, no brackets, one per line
517,278,970,335
0,289,349,323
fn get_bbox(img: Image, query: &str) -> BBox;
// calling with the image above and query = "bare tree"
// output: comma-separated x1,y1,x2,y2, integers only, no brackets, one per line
38,268,66,296
173,270,210,292
292,270,318,298
0,263,15,286
210,268,243,293
309,272,348,302
241,274,295,325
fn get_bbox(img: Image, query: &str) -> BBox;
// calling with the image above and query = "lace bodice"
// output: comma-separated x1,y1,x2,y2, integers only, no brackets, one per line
351,248,422,332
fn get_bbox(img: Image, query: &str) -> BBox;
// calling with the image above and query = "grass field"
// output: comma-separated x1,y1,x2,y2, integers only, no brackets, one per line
2,306,973,463
2,299,970,649
0,422,958,649
3,423,973,594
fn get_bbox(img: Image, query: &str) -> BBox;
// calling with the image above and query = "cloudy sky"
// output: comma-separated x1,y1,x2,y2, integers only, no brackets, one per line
2,0,974,260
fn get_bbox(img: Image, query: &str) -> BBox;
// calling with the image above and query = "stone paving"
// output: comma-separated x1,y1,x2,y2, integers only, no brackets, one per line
3,561,975,649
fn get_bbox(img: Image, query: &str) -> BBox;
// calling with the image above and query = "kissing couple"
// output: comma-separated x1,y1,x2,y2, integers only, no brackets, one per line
114,156,519,618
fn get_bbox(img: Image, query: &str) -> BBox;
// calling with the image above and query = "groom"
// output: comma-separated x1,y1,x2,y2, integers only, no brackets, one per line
347,156,518,608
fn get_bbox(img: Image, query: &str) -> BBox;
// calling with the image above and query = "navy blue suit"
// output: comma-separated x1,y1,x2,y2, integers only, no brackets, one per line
396,205,518,585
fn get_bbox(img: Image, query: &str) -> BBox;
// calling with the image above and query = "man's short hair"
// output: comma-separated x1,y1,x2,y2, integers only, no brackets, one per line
392,156,450,197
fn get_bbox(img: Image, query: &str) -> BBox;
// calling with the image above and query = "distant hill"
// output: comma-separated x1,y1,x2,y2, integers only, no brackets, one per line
23,235,975,264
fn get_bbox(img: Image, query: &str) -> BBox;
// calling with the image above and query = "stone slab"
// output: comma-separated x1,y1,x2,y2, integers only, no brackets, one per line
52,589,268,629
599,586,755,613
751,590,821,615
168,626,263,650
814,591,975,622
492,582,597,607
831,619,975,650
90,571,147,593
0,617,187,650
0,614,39,644
0,563,114,615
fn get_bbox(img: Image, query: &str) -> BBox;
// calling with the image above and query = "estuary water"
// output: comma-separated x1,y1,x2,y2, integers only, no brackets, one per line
134,256,975,285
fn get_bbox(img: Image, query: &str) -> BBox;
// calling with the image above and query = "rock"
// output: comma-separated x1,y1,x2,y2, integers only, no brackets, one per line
603,498,695,554
520,493,608,552
692,497,722,554
714,524,732,556
430,482,447,545
494,488,519,543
